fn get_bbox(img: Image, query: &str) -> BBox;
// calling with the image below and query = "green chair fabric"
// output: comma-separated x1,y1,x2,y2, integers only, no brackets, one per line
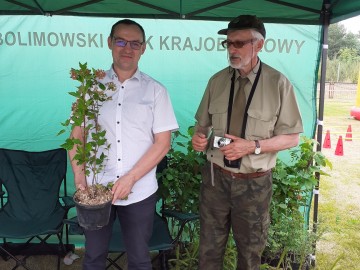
0,148,73,270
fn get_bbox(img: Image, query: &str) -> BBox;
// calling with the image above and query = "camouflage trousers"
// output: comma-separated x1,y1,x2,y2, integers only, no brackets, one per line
199,162,272,270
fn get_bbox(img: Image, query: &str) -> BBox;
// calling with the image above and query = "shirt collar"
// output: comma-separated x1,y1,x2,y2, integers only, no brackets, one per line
109,65,142,82
233,58,261,84
246,60,261,84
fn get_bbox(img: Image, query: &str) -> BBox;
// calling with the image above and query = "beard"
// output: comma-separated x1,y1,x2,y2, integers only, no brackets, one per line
228,53,252,70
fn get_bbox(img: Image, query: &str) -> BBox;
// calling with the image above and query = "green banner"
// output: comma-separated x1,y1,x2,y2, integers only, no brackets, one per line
0,15,321,245
0,15,321,177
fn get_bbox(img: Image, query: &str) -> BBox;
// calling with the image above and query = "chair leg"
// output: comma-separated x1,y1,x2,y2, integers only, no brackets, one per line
0,246,32,270
57,252,61,270
106,253,125,270
35,232,65,270
0,243,10,260
159,251,169,270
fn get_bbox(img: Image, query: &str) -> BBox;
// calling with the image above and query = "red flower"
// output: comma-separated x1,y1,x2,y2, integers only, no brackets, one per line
70,69,77,80
95,70,106,80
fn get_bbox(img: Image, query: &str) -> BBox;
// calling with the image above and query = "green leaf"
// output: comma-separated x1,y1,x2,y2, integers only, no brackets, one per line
57,129,66,136
60,139,74,150
68,91,79,97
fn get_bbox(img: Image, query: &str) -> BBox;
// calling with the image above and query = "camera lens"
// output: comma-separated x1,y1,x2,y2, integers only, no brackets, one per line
218,138,226,147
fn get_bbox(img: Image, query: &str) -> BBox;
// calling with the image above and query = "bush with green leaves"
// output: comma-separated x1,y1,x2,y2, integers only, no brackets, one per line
157,126,206,214
157,126,206,242
169,235,238,270
271,136,332,221
263,136,332,268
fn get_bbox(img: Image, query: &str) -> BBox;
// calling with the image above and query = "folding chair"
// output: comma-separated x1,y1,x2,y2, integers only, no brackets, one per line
0,148,74,270
64,156,199,270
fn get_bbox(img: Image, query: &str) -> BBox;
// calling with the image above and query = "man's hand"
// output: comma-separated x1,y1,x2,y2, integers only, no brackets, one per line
220,134,253,160
192,132,209,152
76,183,87,191
111,174,136,203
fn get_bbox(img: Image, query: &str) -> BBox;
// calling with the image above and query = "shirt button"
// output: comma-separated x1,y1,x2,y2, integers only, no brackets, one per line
116,176,119,178
118,103,121,106
118,158,121,161
121,86,124,89
117,121,120,124
117,140,120,143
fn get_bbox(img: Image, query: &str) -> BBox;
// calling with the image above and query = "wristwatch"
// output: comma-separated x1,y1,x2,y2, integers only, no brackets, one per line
254,140,261,155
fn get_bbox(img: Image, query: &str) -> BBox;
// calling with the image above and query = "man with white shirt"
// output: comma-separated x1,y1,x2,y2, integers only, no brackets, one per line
69,19,178,270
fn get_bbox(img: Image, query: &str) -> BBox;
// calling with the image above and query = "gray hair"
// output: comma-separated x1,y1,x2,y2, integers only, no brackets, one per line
251,29,265,41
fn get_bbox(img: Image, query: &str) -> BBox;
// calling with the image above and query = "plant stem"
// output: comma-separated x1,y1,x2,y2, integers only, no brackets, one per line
82,81,87,184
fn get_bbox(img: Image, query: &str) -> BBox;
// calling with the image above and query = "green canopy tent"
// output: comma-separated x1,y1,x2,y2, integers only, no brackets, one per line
0,0,359,23
1,0,360,242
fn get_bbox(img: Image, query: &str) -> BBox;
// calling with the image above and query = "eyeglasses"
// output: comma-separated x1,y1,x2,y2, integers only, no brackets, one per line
113,39,144,50
221,39,257,49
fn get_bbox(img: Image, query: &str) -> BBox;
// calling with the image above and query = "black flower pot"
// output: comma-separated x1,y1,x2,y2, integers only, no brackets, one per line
74,198,112,231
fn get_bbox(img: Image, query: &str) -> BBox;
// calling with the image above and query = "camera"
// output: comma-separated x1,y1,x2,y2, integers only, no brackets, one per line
213,136,232,148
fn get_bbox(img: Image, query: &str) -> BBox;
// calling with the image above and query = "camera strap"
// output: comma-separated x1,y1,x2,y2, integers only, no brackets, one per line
224,61,262,168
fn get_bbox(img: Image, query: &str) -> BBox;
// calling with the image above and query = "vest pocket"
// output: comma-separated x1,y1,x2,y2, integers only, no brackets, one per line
208,102,227,131
246,109,277,139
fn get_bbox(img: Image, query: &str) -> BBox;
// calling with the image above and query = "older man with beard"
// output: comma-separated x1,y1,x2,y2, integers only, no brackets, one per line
191,15,303,270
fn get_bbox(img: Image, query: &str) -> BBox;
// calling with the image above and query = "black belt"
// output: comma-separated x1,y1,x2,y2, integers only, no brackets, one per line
213,163,271,179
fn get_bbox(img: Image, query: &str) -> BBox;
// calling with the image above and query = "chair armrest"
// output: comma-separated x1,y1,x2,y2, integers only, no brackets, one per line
63,216,84,235
63,216,79,226
162,209,199,222
161,209,199,244
61,196,76,210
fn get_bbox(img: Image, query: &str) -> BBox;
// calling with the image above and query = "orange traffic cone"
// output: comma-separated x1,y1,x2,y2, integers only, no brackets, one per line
335,136,344,156
323,130,331,148
345,125,352,141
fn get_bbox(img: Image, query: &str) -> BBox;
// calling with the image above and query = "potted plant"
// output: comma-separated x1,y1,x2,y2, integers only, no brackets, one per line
261,136,332,269
58,62,116,230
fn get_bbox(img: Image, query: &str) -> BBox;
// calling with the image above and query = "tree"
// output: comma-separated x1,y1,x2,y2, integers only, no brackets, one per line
338,48,360,62
328,23,360,59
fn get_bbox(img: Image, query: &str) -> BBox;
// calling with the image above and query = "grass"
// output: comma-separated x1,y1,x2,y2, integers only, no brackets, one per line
323,99,354,116
311,98,360,269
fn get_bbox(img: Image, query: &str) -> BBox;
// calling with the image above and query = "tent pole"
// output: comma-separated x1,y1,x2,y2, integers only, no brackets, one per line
313,0,330,250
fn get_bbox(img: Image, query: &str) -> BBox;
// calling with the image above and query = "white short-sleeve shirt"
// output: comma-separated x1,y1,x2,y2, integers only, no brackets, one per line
87,67,178,205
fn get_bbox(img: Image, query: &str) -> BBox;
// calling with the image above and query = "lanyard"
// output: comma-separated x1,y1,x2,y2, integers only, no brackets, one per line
226,62,262,138
223,62,262,169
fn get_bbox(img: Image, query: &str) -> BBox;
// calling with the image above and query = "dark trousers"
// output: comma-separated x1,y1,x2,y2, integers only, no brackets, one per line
199,163,272,270
83,192,158,270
